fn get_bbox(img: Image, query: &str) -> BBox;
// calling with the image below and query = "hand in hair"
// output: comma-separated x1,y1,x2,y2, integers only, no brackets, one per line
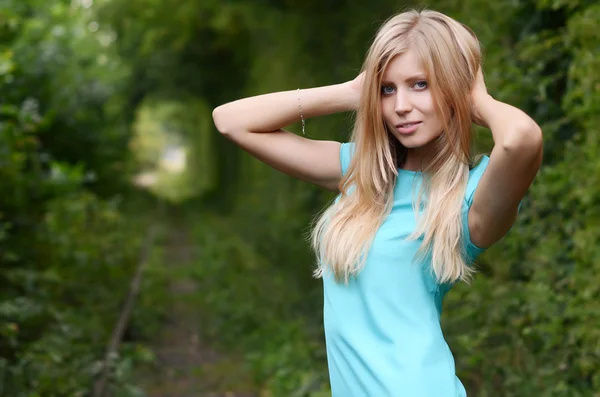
347,72,365,110
467,67,543,249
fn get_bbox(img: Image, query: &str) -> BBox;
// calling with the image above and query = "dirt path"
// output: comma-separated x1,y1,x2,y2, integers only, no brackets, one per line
140,219,258,397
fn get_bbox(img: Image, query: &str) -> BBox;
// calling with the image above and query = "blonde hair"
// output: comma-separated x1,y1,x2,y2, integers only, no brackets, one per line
311,9,482,284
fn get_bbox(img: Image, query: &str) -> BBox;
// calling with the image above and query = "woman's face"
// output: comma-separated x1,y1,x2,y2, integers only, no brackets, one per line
380,49,446,153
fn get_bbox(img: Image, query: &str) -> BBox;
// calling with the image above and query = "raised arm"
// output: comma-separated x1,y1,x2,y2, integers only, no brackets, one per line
468,69,544,248
212,79,361,191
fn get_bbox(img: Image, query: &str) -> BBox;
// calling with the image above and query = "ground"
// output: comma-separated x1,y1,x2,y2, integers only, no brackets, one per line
139,218,258,397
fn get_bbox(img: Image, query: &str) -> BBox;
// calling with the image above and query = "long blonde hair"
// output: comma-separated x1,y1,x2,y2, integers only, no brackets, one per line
311,9,482,284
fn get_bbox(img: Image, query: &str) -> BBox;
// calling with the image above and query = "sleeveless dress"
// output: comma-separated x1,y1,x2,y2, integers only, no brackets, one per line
322,142,490,396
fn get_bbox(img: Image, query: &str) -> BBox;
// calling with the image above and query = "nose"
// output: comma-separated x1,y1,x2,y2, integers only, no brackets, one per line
395,89,412,114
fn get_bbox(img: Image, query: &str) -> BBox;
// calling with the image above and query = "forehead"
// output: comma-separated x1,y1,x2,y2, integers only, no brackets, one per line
381,48,426,81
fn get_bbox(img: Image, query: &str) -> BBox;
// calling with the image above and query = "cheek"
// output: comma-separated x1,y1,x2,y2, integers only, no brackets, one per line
416,97,444,129
427,117,445,139
380,98,395,123
414,94,436,116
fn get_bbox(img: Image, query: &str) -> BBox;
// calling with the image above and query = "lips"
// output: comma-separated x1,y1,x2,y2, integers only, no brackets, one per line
395,121,422,134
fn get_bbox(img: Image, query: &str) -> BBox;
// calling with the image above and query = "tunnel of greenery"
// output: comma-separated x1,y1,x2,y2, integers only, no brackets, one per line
1,0,599,395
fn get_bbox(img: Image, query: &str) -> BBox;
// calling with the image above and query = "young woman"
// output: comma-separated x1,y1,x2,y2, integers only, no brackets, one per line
212,9,543,397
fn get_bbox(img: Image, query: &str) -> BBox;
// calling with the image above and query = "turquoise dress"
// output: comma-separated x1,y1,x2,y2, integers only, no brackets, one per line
322,142,490,397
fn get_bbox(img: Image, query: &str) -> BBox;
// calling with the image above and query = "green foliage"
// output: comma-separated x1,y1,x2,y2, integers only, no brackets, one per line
3,0,599,395
187,213,329,395
0,0,155,395
442,2,600,396
135,0,599,395
4,0,134,194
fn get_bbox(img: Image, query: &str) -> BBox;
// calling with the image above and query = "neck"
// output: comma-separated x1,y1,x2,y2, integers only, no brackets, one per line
401,145,435,171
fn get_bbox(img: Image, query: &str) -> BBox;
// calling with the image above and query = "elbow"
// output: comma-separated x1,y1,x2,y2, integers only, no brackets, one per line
212,105,231,136
502,120,543,158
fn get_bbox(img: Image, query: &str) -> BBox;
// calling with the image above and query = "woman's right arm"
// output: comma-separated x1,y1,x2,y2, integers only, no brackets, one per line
212,81,359,191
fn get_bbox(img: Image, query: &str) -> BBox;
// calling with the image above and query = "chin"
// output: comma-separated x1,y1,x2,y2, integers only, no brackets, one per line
396,137,432,149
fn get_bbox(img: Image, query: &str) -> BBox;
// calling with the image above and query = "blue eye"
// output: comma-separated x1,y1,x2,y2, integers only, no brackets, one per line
381,85,395,95
414,80,428,90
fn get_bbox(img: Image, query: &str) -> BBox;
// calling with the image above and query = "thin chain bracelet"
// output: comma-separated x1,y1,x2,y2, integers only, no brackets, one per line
297,88,305,135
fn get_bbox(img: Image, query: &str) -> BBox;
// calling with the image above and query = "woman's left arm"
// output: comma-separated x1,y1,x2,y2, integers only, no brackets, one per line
468,69,543,248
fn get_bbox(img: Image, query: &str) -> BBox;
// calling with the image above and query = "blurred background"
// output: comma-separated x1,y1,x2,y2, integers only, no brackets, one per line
1,0,599,396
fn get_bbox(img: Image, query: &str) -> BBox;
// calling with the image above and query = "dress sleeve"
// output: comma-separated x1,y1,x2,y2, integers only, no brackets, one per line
462,155,490,262
339,142,355,176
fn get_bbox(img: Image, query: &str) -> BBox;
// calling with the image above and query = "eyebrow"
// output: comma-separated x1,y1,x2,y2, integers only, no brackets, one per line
381,74,427,84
